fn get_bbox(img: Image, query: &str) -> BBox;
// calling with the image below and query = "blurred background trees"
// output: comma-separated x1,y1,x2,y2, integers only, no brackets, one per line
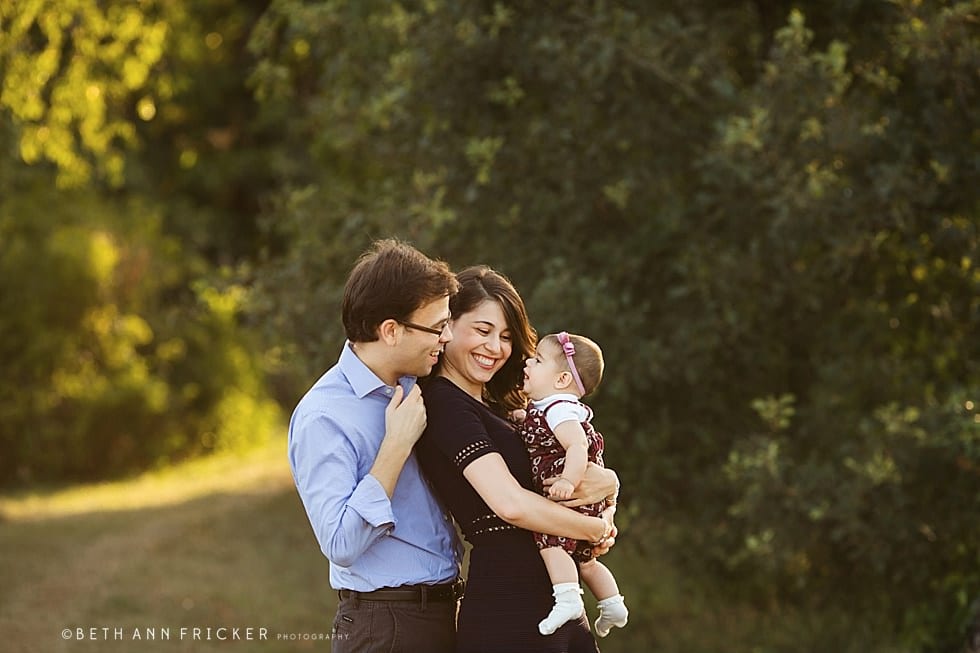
1,1,977,650
0,0,280,483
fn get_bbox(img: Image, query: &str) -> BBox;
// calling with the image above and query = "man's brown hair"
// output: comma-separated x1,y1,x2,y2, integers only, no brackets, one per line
342,239,458,342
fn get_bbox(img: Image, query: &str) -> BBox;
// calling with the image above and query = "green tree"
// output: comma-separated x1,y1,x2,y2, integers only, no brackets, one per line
0,171,280,484
0,0,281,484
250,1,979,649
0,0,167,186
704,6,979,648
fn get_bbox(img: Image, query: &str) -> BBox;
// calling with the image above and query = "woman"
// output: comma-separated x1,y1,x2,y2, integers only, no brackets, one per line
417,266,619,653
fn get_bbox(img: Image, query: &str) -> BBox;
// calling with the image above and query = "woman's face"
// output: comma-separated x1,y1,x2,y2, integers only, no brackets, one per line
442,299,513,391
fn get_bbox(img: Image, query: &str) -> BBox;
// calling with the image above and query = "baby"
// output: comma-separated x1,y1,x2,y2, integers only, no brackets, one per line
520,332,628,637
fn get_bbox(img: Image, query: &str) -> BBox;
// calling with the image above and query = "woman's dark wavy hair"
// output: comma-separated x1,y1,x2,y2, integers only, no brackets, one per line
436,265,536,414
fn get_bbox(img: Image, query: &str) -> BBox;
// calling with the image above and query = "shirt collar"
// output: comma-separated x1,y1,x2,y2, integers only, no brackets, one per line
531,393,580,409
339,341,416,399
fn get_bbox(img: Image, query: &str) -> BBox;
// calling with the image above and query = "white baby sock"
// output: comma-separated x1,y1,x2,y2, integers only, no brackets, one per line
594,594,629,638
538,583,585,636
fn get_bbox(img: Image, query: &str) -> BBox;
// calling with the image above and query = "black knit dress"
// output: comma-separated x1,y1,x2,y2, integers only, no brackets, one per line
417,377,599,653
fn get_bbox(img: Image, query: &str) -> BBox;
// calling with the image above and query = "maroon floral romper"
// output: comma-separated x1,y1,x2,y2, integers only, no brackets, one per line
520,399,606,563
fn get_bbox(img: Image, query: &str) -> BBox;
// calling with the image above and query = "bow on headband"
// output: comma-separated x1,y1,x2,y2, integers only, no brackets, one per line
557,332,586,395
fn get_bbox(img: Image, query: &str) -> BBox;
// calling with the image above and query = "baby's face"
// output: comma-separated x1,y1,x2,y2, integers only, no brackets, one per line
522,339,565,400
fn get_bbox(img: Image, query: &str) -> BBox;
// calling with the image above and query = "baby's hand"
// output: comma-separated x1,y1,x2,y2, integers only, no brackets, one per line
508,408,527,423
548,477,576,500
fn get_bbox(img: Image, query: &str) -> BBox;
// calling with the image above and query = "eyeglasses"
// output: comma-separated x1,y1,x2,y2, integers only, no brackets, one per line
397,319,450,336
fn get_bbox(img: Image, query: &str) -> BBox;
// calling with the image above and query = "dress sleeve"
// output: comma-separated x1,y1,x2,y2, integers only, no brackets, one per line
423,381,500,471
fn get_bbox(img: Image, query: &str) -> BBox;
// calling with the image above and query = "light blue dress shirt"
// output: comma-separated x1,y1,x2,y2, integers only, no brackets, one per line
288,342,461,591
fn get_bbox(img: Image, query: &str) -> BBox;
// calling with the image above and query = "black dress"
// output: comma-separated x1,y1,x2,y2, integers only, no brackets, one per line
417,377,599,653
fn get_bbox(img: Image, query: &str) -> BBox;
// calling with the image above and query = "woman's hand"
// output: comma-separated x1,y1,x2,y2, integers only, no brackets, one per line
593,526,618,556
593,505,618,556
544,463,618,507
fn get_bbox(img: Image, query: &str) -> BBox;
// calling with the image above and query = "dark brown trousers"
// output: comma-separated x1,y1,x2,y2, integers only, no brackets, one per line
330,595,456,653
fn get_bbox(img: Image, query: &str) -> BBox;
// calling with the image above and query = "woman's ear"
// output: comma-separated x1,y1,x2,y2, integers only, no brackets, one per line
378,319,400,346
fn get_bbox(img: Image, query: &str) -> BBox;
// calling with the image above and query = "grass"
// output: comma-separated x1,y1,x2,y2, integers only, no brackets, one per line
0,438,900,653
0,440,333,653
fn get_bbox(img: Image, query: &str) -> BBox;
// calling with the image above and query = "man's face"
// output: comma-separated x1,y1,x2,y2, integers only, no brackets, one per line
393,295,453,378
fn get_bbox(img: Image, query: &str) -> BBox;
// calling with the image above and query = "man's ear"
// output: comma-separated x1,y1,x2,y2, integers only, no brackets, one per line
378,319,400,346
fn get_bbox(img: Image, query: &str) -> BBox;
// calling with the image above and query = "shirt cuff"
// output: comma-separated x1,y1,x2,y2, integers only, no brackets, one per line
348,474,396,530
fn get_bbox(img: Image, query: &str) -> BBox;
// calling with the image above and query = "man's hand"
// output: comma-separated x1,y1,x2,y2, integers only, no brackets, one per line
383,384,426,450
371,384,426,498
544,463,618,507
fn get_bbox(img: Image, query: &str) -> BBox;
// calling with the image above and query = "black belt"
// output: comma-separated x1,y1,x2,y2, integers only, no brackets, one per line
338,579,464,603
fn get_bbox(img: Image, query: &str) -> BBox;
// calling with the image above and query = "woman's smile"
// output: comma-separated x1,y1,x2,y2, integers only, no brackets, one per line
440,299,513,401
473,353,499,370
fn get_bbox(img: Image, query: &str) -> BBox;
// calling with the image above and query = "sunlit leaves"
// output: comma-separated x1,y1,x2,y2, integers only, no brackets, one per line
0,0,167,186
0,172,279,482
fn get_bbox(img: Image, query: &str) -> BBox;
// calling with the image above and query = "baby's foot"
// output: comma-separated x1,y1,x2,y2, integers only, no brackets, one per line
538,585,585,636
594,595,628,638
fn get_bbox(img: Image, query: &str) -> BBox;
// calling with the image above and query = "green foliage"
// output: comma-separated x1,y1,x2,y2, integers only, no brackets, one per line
0,0,278,262
0,174,279,484
0,0,282,483
0,0,977,648
696,3,978,634
0,0,167,186
124,0,282,264
249,1,979,649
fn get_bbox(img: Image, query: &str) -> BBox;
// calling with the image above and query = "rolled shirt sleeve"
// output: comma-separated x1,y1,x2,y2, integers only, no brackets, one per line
287,343,460,591
289,412,395,568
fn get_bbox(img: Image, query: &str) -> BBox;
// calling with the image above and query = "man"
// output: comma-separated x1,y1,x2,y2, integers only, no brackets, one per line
288,239,462,653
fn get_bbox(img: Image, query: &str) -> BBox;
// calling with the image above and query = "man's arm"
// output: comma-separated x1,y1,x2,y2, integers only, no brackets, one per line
288,386,427,567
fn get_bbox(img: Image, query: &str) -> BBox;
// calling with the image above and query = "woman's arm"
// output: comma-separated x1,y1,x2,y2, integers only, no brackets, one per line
462,453,607,543
544,463,619,508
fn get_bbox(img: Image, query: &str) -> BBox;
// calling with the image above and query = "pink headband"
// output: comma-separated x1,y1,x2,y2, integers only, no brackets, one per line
557,332,586,395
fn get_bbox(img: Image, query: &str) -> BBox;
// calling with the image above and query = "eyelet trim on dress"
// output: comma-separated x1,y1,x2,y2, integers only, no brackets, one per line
470,523,518,536
454,440,493,468
467,513,517,537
